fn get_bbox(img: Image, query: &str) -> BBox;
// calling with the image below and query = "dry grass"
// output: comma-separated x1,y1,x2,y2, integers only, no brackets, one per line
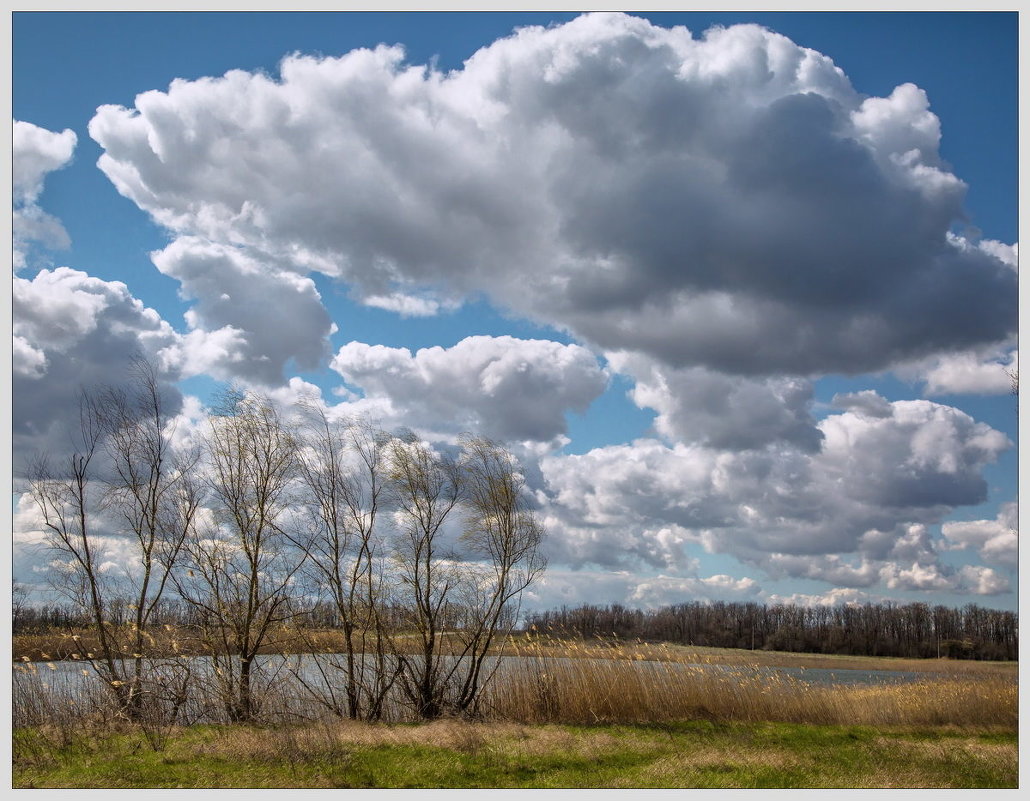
208,718,556,755
21,717,1008,789
482,639,1017,729
13,633,1017,732
13,684,1018,788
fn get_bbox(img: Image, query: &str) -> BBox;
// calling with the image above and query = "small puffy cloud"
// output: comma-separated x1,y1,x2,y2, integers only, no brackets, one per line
947,231,1017,272
817,400,1010,514
540,514,702,573
880,561,955,592
763,554,882,587
884,523,938,564
831,390,893,418
915,347,1017,396
13,120,77,268
150,237,333,385
171,326,249,379
13,334,48,379
330,335,607,443
977,239,1017,271
850,82,957,193
609,352,823,452
879,561,1010,596
13,120,77,205
764,587,877,608
88,13,1015,378
941,503,1017,568
956,565,1010,596
523,567,761,611
541,439,731,533
361,292,458,317
629,574,761,608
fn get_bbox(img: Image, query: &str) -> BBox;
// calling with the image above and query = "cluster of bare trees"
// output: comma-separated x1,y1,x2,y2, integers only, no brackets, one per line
23,361,545,724
26,361,201,723
527,600,1018,661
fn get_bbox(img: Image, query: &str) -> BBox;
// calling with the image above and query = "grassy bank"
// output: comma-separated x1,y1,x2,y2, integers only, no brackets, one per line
13,718,1017,789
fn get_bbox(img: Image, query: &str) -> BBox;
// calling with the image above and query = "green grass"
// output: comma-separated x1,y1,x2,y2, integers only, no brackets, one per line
13,719,1017,789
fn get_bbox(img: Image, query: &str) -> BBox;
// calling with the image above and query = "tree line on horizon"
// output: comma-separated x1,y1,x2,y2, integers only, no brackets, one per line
18,594,1018,664
525,600,1018,661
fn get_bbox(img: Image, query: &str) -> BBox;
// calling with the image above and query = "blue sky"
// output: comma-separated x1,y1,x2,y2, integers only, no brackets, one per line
11,10,1019,612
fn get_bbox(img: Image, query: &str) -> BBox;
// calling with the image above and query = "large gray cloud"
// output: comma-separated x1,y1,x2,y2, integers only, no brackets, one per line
150,237,334,385
87,13,1015,378
330,335,607,443
11,122,202,470
12,267,185,468
538,396,1010,580
608,352,823,451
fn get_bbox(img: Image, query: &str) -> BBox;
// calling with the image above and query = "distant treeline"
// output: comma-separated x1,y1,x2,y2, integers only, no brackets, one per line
15,597,1018,662
12,597,514,637
524,601,1018,661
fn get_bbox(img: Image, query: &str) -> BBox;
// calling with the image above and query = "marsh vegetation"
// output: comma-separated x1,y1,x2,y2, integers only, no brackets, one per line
12,637,1017,788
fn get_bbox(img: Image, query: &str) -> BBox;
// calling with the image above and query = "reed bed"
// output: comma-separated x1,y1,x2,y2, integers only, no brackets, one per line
483,640,1017,729
13,637,1017,732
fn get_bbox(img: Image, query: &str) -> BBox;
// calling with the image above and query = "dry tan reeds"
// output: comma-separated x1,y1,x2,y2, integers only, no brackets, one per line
12,635,1017,732
482,638,1017,728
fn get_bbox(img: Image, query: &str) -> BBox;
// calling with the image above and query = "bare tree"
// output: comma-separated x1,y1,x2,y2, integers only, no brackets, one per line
27,392,106,649
97,358,202,720
25,363,198,722
294,410,398,720
387,436,464,720
12,582,31,633
176,390,305,722
450,435,546,715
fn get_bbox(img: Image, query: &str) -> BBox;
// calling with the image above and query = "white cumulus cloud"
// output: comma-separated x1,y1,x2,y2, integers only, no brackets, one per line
538,398,1010,577
13,120,77,268
608,352,822,451
13,267,185,467
330,335,607,443
941,503,1017,568
150,237,334,385
87,13,1015,378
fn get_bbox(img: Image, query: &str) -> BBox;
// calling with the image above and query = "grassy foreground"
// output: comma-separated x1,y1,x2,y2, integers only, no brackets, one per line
13,718,1017,789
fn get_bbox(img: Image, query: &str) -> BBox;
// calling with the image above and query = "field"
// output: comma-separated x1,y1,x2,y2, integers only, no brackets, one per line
13,719,1017,789
12,636,1018,788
